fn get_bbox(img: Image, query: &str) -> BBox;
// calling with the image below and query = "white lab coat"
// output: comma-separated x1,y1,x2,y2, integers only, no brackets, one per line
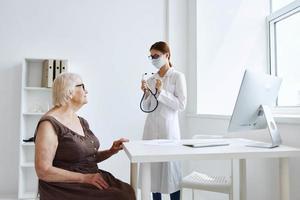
140,67,187,194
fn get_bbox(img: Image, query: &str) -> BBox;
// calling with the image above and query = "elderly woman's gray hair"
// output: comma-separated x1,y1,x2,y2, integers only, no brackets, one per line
52,73,81,106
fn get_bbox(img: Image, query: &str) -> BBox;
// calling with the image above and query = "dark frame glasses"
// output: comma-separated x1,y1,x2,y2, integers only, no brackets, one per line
75,83,86,91
148,54,162,60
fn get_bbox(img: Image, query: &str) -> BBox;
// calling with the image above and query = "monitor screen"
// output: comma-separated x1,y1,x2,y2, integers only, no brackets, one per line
228,69,282,132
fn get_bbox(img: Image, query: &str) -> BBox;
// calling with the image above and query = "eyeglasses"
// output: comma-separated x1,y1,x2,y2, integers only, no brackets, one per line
75,83,86,91
148,54,162,60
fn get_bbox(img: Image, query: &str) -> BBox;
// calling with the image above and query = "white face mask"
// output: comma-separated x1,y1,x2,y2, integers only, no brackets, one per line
151,56,166,69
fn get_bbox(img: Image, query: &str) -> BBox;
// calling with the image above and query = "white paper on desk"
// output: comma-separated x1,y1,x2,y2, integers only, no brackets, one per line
142,139,180,146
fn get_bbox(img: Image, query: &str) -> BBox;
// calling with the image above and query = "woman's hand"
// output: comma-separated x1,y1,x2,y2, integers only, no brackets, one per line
109,138,129,155
155,79,163,93
82,173,109,190
141,80,149,92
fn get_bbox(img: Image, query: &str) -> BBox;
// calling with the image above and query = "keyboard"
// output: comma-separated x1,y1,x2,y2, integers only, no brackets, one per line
182,141,230,148
246,141,278,148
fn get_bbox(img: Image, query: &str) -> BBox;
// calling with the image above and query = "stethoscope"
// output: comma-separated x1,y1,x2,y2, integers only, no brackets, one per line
140,73,159,113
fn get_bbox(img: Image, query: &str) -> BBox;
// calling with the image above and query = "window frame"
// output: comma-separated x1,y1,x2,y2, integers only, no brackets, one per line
268,0,300,115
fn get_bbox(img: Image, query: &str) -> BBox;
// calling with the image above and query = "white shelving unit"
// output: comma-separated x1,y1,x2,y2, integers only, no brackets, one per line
18,58,68,199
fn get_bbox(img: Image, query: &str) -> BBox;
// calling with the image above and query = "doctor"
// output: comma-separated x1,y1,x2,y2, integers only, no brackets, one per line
140,41,187,200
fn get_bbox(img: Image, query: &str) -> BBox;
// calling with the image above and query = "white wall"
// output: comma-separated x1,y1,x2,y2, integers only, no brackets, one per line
167,0,188,138
0,0,187,197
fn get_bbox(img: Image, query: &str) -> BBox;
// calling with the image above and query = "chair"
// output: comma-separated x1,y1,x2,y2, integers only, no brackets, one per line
180,134,233,200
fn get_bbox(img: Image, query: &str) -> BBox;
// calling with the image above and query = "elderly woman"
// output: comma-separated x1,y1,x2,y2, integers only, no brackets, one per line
34,73,136,200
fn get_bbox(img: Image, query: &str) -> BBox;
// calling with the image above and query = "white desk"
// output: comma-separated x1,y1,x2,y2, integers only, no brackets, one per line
123,138,300,200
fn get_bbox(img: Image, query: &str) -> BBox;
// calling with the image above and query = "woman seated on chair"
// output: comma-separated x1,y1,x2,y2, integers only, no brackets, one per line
34,72,136,200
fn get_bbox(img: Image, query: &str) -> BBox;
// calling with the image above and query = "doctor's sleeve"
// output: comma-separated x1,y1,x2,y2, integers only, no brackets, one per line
157,73,187,111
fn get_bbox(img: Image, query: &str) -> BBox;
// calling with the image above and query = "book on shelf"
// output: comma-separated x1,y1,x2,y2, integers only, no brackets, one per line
60,60,68,74
54,59,61,80
41,59,54,88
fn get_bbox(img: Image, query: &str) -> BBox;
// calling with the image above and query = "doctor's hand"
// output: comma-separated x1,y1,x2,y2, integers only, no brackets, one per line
109,138,129,155
141,80,149,92
82,173,109,190
155,79,163,93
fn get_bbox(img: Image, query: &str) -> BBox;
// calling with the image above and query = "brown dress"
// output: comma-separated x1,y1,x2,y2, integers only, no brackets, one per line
34,116,136,200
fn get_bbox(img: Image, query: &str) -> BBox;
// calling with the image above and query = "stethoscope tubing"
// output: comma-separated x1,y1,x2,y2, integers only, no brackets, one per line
140,88,159,113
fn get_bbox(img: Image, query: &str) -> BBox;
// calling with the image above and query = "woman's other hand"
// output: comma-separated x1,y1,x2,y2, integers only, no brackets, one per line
82,173,109,190
109,138,129,154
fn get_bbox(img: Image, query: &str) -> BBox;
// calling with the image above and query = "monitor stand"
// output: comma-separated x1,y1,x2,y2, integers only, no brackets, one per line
247,105,282,148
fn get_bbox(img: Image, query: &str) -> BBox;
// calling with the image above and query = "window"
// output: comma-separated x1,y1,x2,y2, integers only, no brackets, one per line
272,0,295,12
195,0,270,115
268,1,300,109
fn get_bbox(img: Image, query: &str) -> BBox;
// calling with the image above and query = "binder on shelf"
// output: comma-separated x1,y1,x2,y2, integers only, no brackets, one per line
60,60,69,73
41,59,54,88
54,59,61,80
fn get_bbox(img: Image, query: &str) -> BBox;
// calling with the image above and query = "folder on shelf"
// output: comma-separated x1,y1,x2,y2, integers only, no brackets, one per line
54,59,61,80
60,60,69,73
42,59,54,88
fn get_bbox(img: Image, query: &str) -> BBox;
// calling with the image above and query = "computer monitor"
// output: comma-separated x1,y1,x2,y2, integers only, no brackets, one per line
228,69,282,148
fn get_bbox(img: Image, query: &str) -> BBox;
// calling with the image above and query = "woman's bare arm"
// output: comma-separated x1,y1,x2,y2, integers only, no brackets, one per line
35,120,110,189
35,121,85,183
96,138,129,163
